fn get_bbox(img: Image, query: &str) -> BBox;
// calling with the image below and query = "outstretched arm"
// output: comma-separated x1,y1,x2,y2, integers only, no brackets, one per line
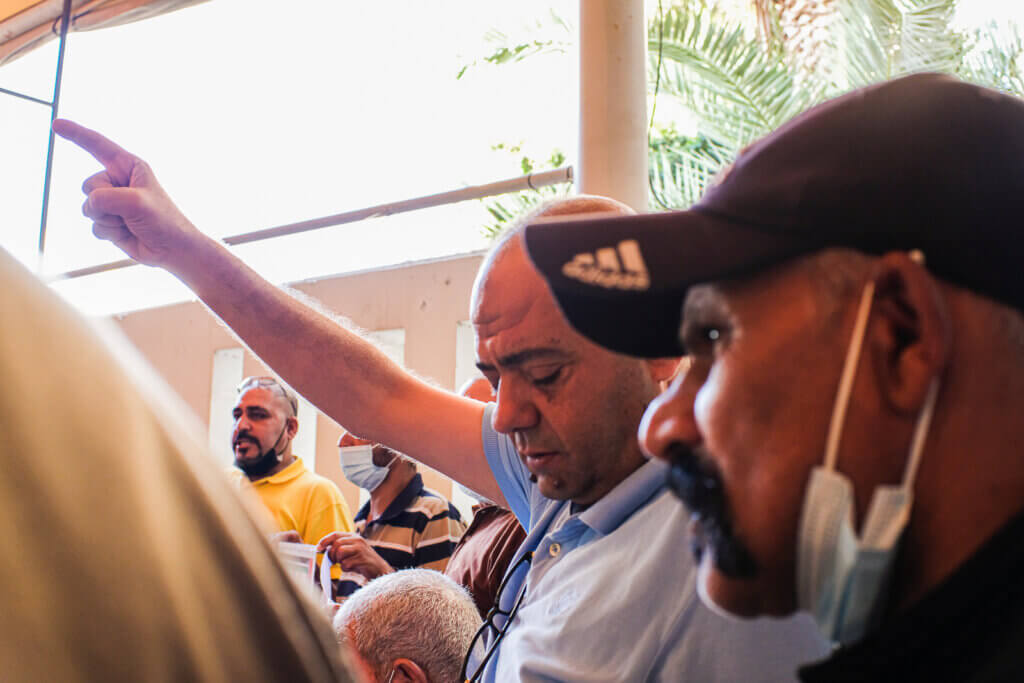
54,120,504,506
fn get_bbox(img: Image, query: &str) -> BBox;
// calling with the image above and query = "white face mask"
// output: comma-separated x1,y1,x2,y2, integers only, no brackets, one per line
796,279,941,645
339,444,394,492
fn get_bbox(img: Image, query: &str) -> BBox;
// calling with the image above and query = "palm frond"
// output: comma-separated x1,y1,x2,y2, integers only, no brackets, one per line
957,21,1024,95
833,0,964,89
650,5,820,151
480,184,572,240
649,129,731,209
457,9,572,80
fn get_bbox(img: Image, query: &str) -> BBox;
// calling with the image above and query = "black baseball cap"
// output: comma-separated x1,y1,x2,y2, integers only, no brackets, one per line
524,73,1024,358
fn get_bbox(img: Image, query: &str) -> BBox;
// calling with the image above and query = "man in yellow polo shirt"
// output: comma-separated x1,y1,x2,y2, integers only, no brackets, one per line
230,376,354,544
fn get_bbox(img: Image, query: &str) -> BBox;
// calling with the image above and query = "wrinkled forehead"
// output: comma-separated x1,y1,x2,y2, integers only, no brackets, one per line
472,242,564,338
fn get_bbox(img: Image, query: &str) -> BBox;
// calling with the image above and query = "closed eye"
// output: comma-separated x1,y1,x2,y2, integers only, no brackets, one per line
531,368,563,386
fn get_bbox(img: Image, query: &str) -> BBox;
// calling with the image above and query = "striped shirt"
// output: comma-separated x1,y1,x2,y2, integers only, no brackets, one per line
334,473,466,598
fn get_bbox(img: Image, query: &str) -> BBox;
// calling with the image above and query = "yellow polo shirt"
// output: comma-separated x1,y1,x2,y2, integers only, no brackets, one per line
234,457,354,544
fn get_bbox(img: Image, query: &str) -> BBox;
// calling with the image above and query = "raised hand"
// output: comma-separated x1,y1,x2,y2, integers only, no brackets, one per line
52,119,203,268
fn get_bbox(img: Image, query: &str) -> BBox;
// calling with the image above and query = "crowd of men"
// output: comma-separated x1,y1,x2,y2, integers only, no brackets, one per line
3,71,1022,681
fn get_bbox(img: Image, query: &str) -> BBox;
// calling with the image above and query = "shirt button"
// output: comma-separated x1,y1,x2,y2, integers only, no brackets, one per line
549,542,561,557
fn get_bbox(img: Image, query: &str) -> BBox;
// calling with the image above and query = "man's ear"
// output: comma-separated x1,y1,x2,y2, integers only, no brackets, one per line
390,658,429,683
286,416,299,440
646,356,685,386
867,251,951,414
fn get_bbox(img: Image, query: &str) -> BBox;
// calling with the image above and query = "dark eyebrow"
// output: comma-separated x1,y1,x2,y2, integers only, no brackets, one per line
234,405,269,415
681,285,720,320
476,348,567,373
679,285,726,339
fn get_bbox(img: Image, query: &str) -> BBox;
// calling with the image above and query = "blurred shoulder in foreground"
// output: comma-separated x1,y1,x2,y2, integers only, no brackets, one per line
0,248,356,682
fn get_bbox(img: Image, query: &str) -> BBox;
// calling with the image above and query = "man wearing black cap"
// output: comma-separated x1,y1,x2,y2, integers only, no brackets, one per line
524,73,1024,680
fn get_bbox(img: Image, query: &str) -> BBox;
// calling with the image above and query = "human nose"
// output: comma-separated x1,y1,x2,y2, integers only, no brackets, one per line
639,370,702,461
491,378,540,435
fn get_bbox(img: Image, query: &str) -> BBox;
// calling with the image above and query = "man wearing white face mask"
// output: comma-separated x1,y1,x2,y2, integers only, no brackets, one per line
525,73,1024,681
321,431,466,599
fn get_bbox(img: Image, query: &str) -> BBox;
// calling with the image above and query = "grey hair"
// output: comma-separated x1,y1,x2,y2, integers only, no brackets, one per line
796,248,874,315
799,248,1024,356
333,569,482,683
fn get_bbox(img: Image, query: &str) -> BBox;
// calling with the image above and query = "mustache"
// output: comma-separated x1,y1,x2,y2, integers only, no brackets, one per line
233,431,258,448
664,442,758,579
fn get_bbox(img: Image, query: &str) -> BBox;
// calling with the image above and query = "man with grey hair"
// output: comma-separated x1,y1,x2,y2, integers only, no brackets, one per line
334,569,481,683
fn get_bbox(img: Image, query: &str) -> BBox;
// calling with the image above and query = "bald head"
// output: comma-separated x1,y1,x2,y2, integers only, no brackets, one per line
472,195,635,315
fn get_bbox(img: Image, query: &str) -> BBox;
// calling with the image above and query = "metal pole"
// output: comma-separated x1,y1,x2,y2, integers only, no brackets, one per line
54,166,574,280
37,0,74,269
578,0,648,211
0,86,52,106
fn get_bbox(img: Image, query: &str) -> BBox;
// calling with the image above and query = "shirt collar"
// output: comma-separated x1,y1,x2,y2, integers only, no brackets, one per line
576,459,669,536
356,473,425,523
249,456,306,485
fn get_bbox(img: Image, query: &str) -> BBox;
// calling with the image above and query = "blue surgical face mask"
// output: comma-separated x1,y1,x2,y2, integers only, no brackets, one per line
796,279,941,645
339,444,394,492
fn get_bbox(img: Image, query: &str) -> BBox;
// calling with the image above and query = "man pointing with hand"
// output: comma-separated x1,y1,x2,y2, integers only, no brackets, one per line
54,119,825,681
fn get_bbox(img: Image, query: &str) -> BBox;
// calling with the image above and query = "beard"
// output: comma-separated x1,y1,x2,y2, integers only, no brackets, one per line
233,431,281,479
664,442,758,579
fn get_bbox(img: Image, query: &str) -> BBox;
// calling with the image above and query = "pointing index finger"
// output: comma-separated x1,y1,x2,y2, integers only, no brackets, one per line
53,119,134,175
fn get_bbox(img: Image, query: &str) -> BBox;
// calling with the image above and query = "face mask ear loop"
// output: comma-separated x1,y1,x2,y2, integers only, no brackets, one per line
900,377,940,491
823,282,876,471
898,247,939,490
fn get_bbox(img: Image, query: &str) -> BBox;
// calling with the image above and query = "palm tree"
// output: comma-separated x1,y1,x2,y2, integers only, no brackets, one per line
469,0,1024,230
650,0,1024,209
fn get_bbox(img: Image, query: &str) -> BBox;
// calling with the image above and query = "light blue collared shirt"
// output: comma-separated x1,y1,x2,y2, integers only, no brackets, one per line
477,403,828,682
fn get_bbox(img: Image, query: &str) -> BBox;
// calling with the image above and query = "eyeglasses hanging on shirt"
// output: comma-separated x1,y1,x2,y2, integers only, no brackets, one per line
460,551,533,682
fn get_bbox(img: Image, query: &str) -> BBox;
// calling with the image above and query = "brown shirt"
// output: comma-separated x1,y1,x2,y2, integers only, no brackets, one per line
444,504,527,619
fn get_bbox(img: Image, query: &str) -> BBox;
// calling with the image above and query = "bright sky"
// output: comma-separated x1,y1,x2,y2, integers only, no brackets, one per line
0,0,576,315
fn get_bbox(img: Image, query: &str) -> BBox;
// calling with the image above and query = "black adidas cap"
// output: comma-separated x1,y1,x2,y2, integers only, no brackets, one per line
524,73,1024,358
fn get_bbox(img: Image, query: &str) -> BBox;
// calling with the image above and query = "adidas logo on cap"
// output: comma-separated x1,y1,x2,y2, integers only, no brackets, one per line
561,239,650,291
